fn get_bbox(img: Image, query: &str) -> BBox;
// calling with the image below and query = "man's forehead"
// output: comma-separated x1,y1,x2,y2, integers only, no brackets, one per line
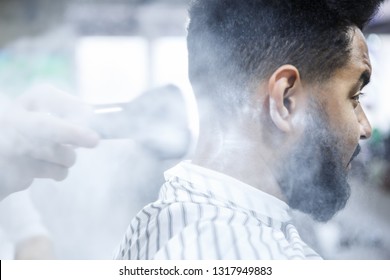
350,28,372,74
325,28,373,89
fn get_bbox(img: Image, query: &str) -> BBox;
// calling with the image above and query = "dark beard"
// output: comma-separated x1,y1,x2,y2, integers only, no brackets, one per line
276,109,352,222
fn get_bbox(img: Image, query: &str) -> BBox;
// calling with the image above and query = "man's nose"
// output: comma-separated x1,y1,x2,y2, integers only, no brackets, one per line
356,104,372,140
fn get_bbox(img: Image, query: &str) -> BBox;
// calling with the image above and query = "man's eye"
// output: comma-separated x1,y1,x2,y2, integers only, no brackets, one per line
352,92,365,107
352,95,360,101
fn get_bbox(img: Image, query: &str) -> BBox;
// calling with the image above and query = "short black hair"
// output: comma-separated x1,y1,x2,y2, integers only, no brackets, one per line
187,0,384,116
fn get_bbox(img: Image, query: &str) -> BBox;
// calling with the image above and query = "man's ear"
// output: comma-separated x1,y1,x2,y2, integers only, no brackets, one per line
267,65,302,133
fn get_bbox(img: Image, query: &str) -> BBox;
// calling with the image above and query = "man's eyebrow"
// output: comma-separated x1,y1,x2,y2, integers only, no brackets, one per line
359,70,371,89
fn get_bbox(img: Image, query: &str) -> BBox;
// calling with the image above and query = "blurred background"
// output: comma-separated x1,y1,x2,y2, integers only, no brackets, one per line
0,0,389,259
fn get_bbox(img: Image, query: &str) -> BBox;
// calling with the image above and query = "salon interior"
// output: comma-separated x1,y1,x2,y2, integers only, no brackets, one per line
0,0,389,260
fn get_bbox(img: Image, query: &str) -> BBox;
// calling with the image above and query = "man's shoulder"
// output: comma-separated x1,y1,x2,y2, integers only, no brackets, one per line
116,200,321,260
152,217,295,260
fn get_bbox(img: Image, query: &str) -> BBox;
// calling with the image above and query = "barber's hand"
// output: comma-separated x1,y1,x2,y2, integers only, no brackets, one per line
0,85,100,200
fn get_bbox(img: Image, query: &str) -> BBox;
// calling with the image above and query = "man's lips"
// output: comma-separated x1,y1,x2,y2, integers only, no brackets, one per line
347,144,361,167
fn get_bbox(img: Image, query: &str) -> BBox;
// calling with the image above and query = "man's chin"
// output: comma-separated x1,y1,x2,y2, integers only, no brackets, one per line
305,182,351,223
309,207,341,223
279,155,352,223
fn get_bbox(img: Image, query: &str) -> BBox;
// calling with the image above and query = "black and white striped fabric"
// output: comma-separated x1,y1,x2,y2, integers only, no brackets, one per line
114,161,322,260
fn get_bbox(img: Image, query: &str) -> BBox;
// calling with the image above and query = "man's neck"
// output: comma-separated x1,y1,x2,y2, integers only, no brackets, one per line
192,126,286,202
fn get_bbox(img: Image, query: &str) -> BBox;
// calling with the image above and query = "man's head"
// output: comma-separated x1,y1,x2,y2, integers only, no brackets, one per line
188,0,383,221
188,0,382,116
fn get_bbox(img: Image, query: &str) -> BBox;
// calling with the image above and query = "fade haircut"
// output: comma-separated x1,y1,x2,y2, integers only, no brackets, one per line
187,0,384,117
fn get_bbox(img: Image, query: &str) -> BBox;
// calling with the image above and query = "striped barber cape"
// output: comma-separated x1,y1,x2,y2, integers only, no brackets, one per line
114,161,322,260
